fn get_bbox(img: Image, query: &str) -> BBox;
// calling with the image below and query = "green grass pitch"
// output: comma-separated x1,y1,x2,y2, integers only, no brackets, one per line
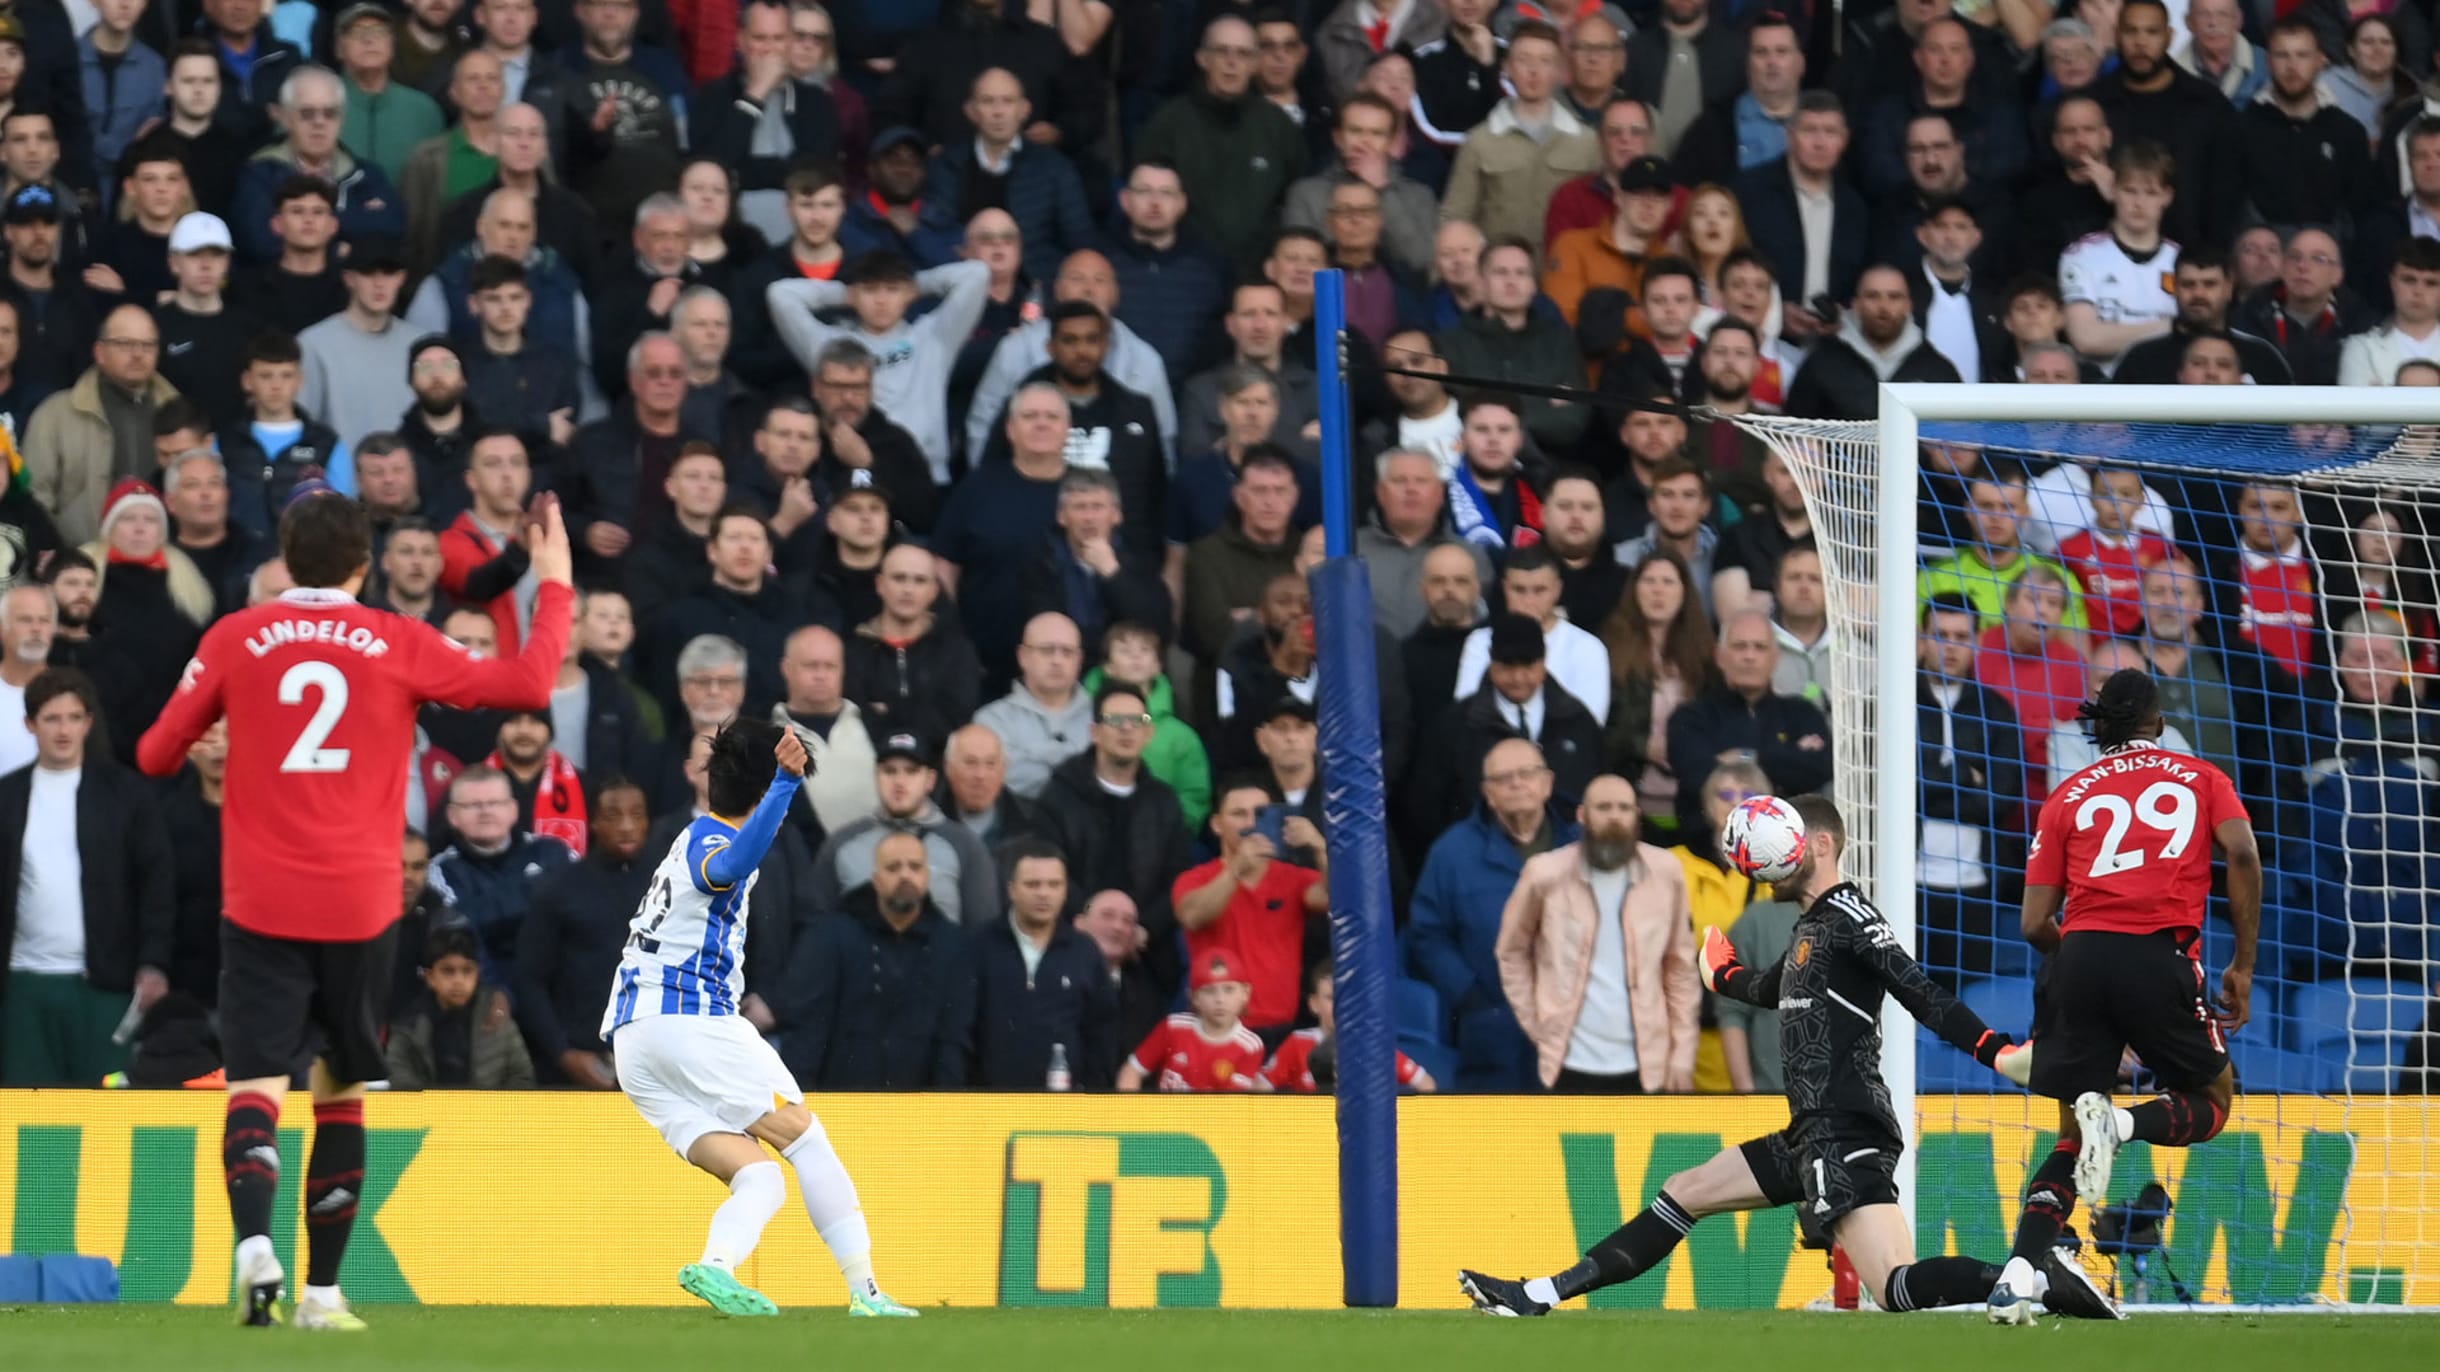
5,1306,2438,1372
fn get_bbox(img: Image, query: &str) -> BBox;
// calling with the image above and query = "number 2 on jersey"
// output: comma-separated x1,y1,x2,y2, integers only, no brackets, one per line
278,661,352,772
2076,780,2197,877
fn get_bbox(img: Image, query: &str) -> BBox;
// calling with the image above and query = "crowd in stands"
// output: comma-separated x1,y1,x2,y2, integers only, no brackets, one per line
0,0,2436,1095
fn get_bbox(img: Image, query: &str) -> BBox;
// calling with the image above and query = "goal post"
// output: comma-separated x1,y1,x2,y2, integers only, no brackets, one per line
1735,383,2440,1308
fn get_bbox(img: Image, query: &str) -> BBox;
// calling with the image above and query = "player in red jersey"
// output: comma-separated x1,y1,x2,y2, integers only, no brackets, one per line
135,480,576,1330
1116,947,1270,1092
1986,668,2262,1325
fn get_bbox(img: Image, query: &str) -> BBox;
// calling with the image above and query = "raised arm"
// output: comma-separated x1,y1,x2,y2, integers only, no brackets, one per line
1841,910,2025,1079
766,277,854,372
702,735,809,889
2215,815,2262,1032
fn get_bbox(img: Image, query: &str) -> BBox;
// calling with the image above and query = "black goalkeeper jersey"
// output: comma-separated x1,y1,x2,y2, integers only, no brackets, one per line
1719,882,1997,1136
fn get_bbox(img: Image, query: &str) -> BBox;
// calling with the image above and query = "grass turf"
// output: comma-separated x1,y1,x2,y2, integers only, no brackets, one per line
3,1305,2436,1372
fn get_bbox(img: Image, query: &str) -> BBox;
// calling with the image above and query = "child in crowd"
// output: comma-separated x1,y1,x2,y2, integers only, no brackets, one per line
2056,466,2174,638
1083,620,1213,830
1117,947,1268,1092
384,926,536,1090
1264,957,1436,1093
225,331,348,535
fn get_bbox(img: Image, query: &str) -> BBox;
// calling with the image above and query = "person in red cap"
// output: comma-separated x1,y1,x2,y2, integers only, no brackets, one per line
1116,945,1269,1092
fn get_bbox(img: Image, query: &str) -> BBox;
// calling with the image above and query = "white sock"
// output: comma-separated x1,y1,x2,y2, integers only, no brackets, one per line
702,1161,786,1271
783,1121,878,1297
1522,1276,1559,1306
2113,1107,2137,1141
235,1234,277,1279
302,1283,343,1307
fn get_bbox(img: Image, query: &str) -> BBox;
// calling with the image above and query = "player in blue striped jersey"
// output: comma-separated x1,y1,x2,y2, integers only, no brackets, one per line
604,717,917,1319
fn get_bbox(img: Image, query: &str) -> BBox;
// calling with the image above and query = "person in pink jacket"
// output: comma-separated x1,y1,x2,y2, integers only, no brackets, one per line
1495,772,1700,1093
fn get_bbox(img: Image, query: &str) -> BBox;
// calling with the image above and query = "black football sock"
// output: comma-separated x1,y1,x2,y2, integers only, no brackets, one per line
223,1091,281,1245
303,1099,366,1289
1548,1191,1697,1300
1884,1257,2004,1312
2125,1090,2227,1146
2007,1140,2079,1264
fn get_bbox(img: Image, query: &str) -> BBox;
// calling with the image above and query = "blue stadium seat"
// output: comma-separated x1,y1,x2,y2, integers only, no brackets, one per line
1961,975,2037,1040
1395,977,1446,1044
2228,1038,2341,1094
1399,1035,1457,1092
2288,978,2427,1093
1917,1026,1985,1092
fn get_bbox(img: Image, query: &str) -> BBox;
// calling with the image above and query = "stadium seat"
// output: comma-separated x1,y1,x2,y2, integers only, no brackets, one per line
2228,1038,2341,1094
1395,976,1446,1045
2287,978,2428,1093
1916,1026,1985,1093
1399,1035,1457,1092
1961,975,2036,1040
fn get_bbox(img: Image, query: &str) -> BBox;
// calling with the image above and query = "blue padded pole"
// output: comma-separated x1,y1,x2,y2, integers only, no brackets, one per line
1316,269,1354,558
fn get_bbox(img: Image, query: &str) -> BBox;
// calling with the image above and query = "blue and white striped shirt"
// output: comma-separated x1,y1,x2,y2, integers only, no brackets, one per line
603,774,801,1036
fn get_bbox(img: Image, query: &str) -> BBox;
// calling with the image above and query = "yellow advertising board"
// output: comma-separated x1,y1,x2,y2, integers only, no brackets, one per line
0,1093,2431,1309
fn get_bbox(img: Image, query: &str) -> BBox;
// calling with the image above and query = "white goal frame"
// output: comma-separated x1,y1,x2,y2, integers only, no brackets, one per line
1792,383,2440,1233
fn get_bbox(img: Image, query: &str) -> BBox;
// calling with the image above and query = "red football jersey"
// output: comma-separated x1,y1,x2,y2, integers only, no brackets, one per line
2057,528,2172,638
136,583,575,941
1128,1014,1267,1092
2028,741,2250,937
1261,1027,1423,1092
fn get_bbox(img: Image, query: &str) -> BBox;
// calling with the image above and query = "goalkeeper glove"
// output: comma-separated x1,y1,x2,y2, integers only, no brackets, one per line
1974,1031,2036,1087
1700,926,1744,994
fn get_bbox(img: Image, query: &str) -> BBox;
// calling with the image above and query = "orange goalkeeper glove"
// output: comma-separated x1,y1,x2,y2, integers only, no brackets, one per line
1700,926,1744,994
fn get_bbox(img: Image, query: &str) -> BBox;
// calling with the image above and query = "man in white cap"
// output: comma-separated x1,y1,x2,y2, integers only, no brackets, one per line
155,212,268,437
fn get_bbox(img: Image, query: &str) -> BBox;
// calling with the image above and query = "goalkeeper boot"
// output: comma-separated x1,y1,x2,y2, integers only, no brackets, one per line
2071,1093,2123,1209
848,1288,920,1318
679,1263,780,1317
1985,1256,2046,1327
2039,1248,2125,1321
294,1291,368,1332
1459,1270,1552,1317
233,1237,283,1328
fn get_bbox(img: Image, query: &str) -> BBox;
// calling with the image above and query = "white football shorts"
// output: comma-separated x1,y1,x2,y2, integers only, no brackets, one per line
611,1013,804,1158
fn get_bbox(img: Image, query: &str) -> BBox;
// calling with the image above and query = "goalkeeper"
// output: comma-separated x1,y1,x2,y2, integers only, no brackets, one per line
1461,795,2119,1321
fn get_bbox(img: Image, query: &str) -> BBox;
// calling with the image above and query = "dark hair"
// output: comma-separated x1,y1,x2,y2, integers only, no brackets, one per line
1459,389,1524,423
152,396,211,439
710,502,770,542
1048,298,1106,328
1339,92,1397,127
1789,793,1845,849
1269,226,1328,259
1545,462,1605,498
1646,455,1711,495
1922,589,1979,628
999,836,1067,882
273,173,337,210
424,925,482,968
594,775,647,806
1103,619,1164,654
1237,445,1300,484
168,37,217,67
1641,255,1700,294
2111,138,2176,189
783,162,842,199
120,130,190,178
2176,244,2230,278
44,548,96,582
280,491,374,588
244,330,303,369
1094,678,1150,714
0,107,52,136
1125,156,1184,188
1601,547,1713,688
2397,237,2440,274
843,250,914,286
2003,274,2064,307
1794,89,1844,119
1508,18,1563,50
468,253,528,294
1303,955,1337,999
24,667,98,723
1503,544,1561,579
1706,316,1761,349
2266,15,2319,45
2180,329,2238,362
385,514,435,538
2079,667,2161,751
673,439,726,471
1718,245,1775,281
707,716,785,817
1214,773,1277,815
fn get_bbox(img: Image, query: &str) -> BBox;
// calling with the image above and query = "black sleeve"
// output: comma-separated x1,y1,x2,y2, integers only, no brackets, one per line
1716,949,1785,1008
1838,906,1995,1056
515,876,573,1061
457,540,534,603
125,779,178,976
932,933,978,1087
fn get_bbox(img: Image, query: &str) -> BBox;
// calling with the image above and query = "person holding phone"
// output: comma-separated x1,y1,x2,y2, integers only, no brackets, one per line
1171,777,1332,1046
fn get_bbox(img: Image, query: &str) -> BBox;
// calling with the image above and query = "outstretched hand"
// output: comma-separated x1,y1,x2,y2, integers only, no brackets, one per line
775,729,809,779
523,494,572,586
2214,966,2253,1033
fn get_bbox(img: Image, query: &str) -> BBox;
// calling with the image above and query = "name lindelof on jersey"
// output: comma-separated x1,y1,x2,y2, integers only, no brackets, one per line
2054,749,2202,806
241,618,395,661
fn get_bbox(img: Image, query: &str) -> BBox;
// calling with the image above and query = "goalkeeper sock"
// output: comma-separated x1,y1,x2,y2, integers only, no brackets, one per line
303,1099,365,1289
783,1120,878,1297
223,1091,281,1245
1883,1257,2004,1312
1543,1191,1698,1302
703,1162,786,1271
2126,1091,2227,1146
2006,1140,2079,1263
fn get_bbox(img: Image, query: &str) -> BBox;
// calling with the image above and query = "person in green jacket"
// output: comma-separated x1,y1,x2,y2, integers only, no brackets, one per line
1087,623,1214,833
1133,14,1310,274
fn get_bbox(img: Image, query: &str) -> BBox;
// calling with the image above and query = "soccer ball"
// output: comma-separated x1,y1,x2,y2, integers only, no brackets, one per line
1721,795,1807,883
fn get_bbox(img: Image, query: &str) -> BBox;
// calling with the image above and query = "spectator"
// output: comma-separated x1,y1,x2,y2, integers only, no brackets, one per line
768,623,880,840
1860,17,2027,198
1175,781,1330,1040
161,445,263,617
415,185,598,379
1411,612,1605,835
1767,544,1833,710
1022,466,1173,662
876,0,1098,159
691,3,840,241
426,764,575,987
1264,954,1437,1092
553,0,689,231
1136,15,1309,274
384,925,537,1089
620,441,722,628
1902,197,2008,384
1784,263,1963,420
838,544,983,744
1082,623,1213,833
591,194,708,405
973,612,1095,800
2056,466,2176,638
198,0,303,142
1920,470,2091,631
1497,774,1698,1093
513,777,651,1088
2089,0,2243,248
1612,459,1722,620
1,185,98,396
1284,92,1440,275
988,303,1166,555
420,605,515,772
368,513,450,625
391,0,471,91
769,251,992,483
235,177,351,337
808,729,1002,929
1669,11,1801,186
2326,14,2403,143
1037,680,1194,982
1537,471,1623,631
1358,446,1494,639
1400,542,1485,732
2302,611,2440,969
645,505,824,715
2048,636,2202,793
2240,24,2373,240
299,235,419,457
334,3,446,185
1599,548,1715,842
2015,93,2118,283
642,633,745,809
2113,246,2294,385
1077,886,1170,1053
160,41,245,217
1738,93,1869,345
230,65,407,265
79,0,166,193
964,249,1179,467
1410,734,1580,1089
1543,155,1673,328
1180,283,1320,459
1664,610,1833,834
937,721,1046,852
459,256,583,461
1116,944,1268,1091
923,67,1092,286
974,838,1118,1090
1558,13,1628,126
2305,0,2430,102
487,708,588,854
1545,98,1656,251
90,136,187,312
787,828,978,1088
2131,557,2245,784
1181,446,1304,671
2175,0,2270,105
540,591,648,786
1456,545,1612,722
1442,21,1598,253
432,102,603,290
1918,592,2026,973
2233,225,2371,386
564,333,700,584
2340,238,2440,385
1099,160,1232,384
0,668,174,1086
24,304,174,547
841,125,962,270
437,429,539,655
2220,481,2325,692
155,719,225,1007
1974,567,2088,801
1711,449,1808,619
0,586,55,773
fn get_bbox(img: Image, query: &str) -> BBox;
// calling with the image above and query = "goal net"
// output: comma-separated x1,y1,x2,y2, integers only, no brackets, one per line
1736,387,2439,1310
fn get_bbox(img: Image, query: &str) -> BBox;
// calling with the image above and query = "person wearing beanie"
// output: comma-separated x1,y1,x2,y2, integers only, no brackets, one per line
399,333,478,512
1408,609,1605,839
